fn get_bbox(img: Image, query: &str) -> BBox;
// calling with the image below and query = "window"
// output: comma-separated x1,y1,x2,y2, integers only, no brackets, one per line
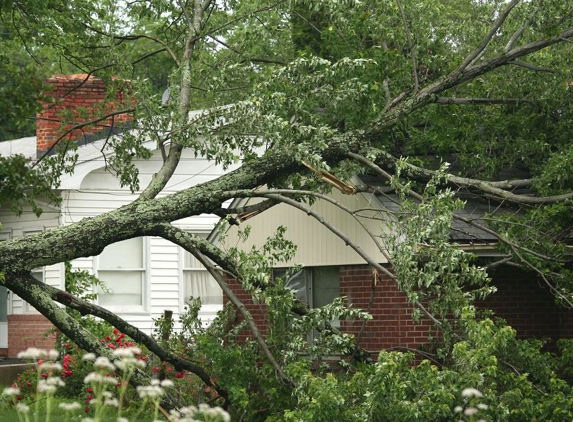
274,267,341,343
97,237,147,312
274,266,340,328
181,234,222,307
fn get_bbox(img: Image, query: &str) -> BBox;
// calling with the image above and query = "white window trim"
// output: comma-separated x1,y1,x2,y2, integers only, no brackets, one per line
178,231,223,315
95,237,150,314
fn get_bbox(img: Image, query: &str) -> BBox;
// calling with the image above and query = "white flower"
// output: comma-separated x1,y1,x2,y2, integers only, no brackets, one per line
179,406,197,416
84,372,117,385
136,385,164,399
46,376,65,387
464,407,479,417
37,380,58,394
48,350,59,360
16,403,30,413
454,406,463,413
176,404,230,422
17,347,46,360
117,418,129,422
3,387,20,396
40,362,63,372
104,397,119,407
151,379,160,386
160,379,174,388
477,403,489,410
112,347,142,358
82,353,96,361
59,402,82,411
94,356,115,371
461,387,483,398
198,403,210,412
115,357,138,370
82,418,94,422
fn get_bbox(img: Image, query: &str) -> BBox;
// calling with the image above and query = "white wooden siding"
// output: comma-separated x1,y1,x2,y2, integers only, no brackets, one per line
0,201,64,314
61,149,238,334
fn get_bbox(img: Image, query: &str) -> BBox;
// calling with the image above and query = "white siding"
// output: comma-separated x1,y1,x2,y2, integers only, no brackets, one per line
0,201,64,314
61,149,238,334
222,189,390,267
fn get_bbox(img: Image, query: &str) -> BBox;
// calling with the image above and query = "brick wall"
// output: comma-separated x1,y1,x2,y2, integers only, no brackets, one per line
339,265,433,353
225,263,573,356
225,276,269,342
7,315,56,358
225,265,433,356
36,74,134,153
478,265,573,347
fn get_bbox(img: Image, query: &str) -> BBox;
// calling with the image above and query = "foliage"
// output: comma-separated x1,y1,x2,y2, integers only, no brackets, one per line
2,347,230,421
3,0,573,421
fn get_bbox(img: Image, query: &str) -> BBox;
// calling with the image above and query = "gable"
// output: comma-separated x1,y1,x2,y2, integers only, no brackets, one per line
221,188,389,267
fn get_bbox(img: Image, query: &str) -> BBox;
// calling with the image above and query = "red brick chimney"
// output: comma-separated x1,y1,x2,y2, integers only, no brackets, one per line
36,74,134,154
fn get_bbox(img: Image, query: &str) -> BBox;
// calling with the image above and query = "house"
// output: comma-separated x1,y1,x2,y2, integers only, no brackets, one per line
0,74,237,358
218,178,573,356
2,75,571,360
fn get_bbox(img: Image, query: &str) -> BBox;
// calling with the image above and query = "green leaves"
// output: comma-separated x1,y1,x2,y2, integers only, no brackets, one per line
0,154,57,216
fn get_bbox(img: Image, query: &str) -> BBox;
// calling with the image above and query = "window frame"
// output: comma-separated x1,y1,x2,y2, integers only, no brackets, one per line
178,231,223,315
95,237,150,314
273,266,341,341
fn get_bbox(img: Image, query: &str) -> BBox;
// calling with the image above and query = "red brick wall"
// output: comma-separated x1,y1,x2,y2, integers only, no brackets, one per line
225,277,269,342
225,264,573,355
478,265,573,345
339,266,433,353
225,265,433,356
7,315,56,358
36,74,134,153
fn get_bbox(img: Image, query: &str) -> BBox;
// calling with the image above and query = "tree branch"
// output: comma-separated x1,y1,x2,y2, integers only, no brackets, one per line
455,0,522,73
33,108,136,166
435,97,534,106
224,191,447,332
508,60,557,73
364,150,573,205
4,273,228,405
396,0,419,91
2,273,222,409
150,223,295,386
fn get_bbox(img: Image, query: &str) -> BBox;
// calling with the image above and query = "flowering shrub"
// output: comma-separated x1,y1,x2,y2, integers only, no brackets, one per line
2,346,230,422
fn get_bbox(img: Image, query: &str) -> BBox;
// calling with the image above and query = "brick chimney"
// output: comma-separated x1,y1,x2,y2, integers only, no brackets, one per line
36,74,134,154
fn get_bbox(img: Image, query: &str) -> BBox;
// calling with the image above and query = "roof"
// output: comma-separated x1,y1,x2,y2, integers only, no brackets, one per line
0,136,37,160
0,132,153,190
359,170,529,244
